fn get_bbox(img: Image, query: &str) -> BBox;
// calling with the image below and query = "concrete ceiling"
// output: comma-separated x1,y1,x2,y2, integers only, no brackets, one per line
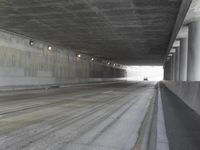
0,0,182,65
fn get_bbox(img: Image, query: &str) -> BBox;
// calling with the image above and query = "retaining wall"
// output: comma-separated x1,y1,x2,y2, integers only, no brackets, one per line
0,30,126,87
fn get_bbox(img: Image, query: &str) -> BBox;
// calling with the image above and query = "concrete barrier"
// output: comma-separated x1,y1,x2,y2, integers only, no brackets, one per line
162,81,200,116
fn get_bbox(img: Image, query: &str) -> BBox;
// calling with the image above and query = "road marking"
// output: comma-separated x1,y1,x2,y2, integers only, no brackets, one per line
102,91,113,94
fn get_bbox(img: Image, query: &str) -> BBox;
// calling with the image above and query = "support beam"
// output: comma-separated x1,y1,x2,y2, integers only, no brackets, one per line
164,0,192,64
187,21,200,81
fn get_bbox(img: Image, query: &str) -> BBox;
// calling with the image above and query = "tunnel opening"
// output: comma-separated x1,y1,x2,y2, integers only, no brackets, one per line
0,0,199,149
127,66,163,81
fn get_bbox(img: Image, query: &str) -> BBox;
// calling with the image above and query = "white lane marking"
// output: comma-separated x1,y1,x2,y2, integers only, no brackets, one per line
102,91,113,94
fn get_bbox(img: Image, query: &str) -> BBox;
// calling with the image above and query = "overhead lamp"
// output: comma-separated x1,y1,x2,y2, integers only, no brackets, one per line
91,58,94,61
29,40,34,46
107,62,111,65
48,46,52,51
77,54,81,58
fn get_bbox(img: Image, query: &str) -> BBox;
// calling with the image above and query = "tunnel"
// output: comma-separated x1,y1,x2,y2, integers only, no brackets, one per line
0,0,200,150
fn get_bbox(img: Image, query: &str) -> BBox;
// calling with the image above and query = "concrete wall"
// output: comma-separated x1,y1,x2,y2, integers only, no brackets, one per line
162,81,200,115
0,30,126,87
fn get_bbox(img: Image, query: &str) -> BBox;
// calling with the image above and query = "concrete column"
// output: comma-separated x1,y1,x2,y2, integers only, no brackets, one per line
167,57,171,80
172,53,176,81
179,38,188,81
163,67,166,80
166,59,171,80
163,61,169,80
188,21,200,81
175,47,180,81
169,57,173,80
166,62,169,80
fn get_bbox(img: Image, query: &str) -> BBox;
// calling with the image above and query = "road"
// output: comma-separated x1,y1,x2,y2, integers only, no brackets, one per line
0,82,156,150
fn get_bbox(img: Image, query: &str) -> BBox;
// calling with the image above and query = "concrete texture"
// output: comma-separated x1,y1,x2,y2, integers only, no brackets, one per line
188,21,200,81
164,0,192,62
175,47,180,81
160,84,200,150
163,59,171,80
0,0,182,65
0,81,156,150
156,84,169,150
169,57,173,80
172,53,176,81
184,0,200,24
0,30,126,87
177,26,188,39
179,38,188,81
163,81,200,116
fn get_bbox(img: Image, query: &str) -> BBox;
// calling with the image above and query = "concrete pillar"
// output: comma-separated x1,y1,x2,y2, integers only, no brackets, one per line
169,57,173,80
188,21,200,81
172,53,176,81
166,62,169,80
166,59,171,80
167,57,172,80
175,47,180,81
179,38,188,81
163,62,168,80
163,67,166,80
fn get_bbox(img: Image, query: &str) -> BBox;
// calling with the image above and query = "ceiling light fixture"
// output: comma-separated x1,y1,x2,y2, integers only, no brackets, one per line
77,54,81,58
29,40,34,46
48,46,52,51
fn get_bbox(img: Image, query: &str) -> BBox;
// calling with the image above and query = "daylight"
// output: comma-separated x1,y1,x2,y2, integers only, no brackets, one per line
127,66,163,81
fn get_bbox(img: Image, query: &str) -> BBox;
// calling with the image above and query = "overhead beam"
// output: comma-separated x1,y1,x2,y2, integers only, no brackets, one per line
163,0,192,65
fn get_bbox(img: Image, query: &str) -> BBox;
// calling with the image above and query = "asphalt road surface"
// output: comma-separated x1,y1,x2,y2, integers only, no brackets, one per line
0,82,156,150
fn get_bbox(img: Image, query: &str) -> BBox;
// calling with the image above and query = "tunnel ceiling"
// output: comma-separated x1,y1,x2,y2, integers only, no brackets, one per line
0,0,182,65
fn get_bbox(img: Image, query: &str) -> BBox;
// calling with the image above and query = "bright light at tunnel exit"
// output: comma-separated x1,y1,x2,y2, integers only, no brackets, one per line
126,66,163,81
